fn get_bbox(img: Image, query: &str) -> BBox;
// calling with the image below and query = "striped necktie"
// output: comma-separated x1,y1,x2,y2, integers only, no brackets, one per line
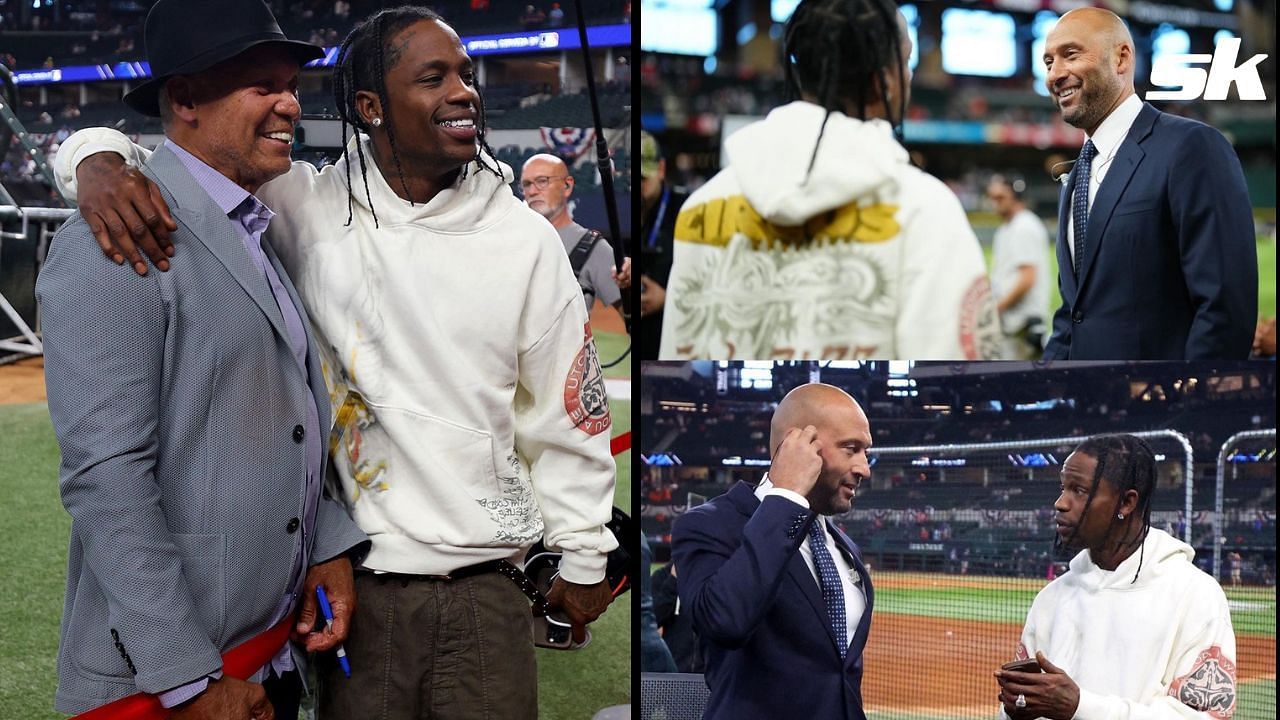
1072,139,1097,278
808,519,847,659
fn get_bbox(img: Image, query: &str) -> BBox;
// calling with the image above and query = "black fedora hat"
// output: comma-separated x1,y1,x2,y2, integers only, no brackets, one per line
123,0,325,117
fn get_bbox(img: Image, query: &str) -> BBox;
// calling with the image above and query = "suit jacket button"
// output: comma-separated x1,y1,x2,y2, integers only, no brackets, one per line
1072,311,1084,324
286,517,300,533
293,425,305,443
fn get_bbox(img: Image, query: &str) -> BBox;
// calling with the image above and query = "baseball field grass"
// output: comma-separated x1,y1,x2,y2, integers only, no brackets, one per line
984,235,1277,323
0,342,633,720
1256,235,1275,321
595,329,632,380
642,565,1276,720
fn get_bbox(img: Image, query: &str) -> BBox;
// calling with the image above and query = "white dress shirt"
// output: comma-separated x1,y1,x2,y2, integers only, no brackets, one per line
755,476,867,651
1067,93,1144,264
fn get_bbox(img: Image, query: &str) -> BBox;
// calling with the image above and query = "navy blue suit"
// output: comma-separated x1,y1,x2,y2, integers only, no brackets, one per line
672,481,874,720
1044,102,1256,360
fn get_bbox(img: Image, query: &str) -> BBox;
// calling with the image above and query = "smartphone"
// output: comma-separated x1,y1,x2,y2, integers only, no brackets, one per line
532,612,582,650
528,564,592,650
1001,658,1042,673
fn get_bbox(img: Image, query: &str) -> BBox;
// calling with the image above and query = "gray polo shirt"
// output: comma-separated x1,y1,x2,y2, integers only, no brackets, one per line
556,220,621,310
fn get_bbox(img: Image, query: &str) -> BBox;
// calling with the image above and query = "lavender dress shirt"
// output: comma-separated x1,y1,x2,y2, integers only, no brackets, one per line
157,141,324,707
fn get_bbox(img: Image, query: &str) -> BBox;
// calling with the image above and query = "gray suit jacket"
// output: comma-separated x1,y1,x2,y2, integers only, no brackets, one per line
37,144,369,713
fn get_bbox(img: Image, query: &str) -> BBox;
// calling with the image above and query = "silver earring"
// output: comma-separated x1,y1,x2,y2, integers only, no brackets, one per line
371,117,382,127
1117,513,1124,520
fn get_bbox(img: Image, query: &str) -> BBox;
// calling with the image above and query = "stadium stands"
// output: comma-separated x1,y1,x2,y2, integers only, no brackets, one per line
0,0,628,70
642,361,1276,581
640,0,1276,250
0,1,632,222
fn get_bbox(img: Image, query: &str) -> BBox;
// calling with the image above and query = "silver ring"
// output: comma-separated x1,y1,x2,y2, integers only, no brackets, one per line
1015,694,1027,709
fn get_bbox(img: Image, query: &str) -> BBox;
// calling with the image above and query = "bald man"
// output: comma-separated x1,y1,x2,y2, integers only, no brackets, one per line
1041,8,1255,360
520,153,623,313
671,383,875,720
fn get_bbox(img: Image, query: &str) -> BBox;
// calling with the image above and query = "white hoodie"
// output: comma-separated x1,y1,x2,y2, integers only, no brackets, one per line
1004,528,1238,720
659,102,1000,360
54,129,619,584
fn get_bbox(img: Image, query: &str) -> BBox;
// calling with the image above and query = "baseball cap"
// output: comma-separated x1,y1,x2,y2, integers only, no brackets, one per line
640,131,662,177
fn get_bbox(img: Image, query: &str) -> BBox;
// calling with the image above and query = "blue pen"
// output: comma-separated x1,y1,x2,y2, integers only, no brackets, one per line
315,585,351,677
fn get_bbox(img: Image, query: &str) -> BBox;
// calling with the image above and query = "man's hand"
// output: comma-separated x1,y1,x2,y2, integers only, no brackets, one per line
640,274,665,317
1254,316,1276,357
996,265,1037,313
292,555,355,652
545,576,613,645
996,651,1081,720
170,676,273,720
75,151,177,275
769,425,823,498
612,257,631,290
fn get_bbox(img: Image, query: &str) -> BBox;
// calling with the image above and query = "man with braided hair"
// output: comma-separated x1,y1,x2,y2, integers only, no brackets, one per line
997,434,1238,720
54,6,619,719
659,0,1000,361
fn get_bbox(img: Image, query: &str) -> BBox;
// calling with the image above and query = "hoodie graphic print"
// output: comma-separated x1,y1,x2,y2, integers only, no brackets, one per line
660,102,1000,360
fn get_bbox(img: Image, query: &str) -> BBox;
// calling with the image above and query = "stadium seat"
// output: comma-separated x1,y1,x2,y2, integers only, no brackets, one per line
641,673,710,720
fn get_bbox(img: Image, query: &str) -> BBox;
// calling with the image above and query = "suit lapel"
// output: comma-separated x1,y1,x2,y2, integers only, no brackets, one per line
261,238,310,376
144,146,292,346
1077,103,1156,295
727,484,837,653
786,542,836,651
832,526,874,666
793,517,844,656
262,239,328,434
1057,164,1079,302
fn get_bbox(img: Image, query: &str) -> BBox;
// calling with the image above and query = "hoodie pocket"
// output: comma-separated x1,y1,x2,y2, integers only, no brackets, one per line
356,402,499,500
338,403,544,547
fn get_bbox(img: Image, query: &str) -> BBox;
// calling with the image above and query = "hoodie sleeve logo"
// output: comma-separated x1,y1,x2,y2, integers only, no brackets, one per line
565,322,611,435
959,277,1001,360
1168,646,1236,719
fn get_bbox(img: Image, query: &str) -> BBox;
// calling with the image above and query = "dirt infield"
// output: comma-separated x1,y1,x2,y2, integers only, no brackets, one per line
875,571,1049,593
863,612,1276,717
0,357,44,404
0,301,623,408
864,613,1020,715
1242,637,1280,681
589,298,626,334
